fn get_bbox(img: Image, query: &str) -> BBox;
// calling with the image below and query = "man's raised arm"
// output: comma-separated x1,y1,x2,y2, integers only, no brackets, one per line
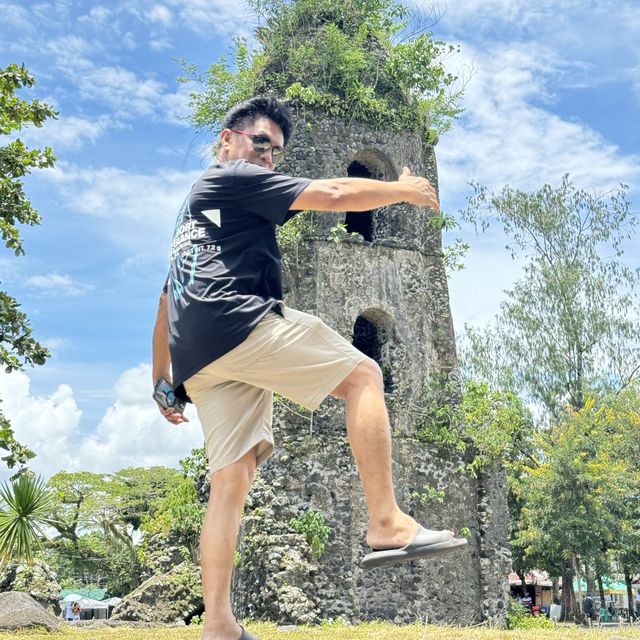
290,167,439,213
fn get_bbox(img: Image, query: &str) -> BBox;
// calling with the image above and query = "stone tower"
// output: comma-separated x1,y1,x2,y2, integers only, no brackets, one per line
230,111,511,626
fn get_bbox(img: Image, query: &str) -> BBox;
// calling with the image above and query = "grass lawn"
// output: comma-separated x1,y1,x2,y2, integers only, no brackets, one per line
2,622,640,639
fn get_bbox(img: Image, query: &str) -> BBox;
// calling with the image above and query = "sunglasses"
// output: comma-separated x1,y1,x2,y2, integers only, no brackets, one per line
229,129,285,164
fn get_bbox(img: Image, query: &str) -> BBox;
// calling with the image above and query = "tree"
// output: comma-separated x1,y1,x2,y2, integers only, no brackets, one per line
48,471,108,550
46,467,187,592
0,63,57,472
460,175,640,619
0,473,56,563
461,176,639,420
512,388,640,620
180,0,464,142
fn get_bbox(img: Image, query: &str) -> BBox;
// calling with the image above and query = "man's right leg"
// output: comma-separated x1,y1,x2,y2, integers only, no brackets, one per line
201,447,257,640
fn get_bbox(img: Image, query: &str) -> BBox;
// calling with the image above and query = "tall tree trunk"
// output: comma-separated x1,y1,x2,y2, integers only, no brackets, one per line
552,577,560,604
597,574,605,610
561,558,577,622
517,571,527,595
585,563,596,596
624,568,634,621
573,556,585,623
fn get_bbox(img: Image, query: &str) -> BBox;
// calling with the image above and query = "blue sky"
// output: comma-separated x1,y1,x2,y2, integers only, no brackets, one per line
1,0,639,480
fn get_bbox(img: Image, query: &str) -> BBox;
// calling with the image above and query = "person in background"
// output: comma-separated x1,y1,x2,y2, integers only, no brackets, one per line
583,593,595,626
63,601,74,622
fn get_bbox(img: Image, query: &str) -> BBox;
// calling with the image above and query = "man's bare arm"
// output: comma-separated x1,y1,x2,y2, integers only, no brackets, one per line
290,167,439,212
152,290,188,424
152,291,172,384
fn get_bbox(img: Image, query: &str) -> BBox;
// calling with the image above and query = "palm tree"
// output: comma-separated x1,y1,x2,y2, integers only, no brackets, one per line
0,473,56,564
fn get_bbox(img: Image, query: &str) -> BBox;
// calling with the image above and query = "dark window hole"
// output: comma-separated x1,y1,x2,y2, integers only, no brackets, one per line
352,315,395,392
345,160,374,241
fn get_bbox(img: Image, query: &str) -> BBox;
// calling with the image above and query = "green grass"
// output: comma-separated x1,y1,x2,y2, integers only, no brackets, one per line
2,622,640,640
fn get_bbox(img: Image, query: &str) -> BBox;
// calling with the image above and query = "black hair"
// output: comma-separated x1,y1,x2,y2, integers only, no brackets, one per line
221,96,294,146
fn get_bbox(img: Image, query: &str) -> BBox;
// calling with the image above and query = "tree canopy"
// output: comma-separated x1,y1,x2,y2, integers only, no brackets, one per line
180,0,464,142
0,63,57,472
461,176,639,420
460,175,640,620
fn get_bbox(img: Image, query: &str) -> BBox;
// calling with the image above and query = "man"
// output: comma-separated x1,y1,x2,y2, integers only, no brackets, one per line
583,593,595,626
152,96,467,640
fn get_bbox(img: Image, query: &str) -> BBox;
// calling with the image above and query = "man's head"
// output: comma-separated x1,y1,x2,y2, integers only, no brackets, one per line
217,97,293,171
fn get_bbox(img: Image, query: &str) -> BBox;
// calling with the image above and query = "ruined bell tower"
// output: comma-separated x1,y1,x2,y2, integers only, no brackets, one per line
230,109,511,625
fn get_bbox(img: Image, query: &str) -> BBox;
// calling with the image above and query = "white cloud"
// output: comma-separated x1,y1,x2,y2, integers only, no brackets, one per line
40,162,200,254
122,31,137,50
71,363,203,474
78,5,113,28
41,337,71,356
147,4,173,26
149,37,172,51
44,35,96,71
165,0,255,39
58,64,188,124
0,365,202,481
0,370,83,482
26,272,94,297
161,82,193,126
20,115,115,151
439,0,640,88
0,2,34,31
74,65,165,118
437,42,640,207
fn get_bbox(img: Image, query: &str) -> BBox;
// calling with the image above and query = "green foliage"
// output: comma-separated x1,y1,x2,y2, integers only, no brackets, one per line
427,211,469,273
46,533,138,597
511,387,640,590
139,476,205,560
47,467,192,591
110,466,184,530
289,508,331,559
507,599,553,629
414,377,534,475
276,210,314,260
329,222,360,243
177,38,258,134
179,447,209,485
1,64,57,255
410,482,444,507
0,473,56,563
1,63,57,472
461,175,640,419
180,0,464,139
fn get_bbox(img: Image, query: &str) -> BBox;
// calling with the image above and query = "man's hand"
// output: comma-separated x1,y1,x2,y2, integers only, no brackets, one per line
159,405,190,425
398,166,440,211
152,376,190,425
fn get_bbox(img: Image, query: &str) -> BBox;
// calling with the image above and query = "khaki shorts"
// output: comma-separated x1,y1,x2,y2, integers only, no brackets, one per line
184,307,366,474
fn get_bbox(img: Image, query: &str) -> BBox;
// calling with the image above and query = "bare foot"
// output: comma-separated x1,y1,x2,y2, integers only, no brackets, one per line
366,511,419,549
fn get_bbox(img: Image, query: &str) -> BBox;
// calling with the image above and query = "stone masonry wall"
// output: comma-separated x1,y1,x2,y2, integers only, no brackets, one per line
231,110,510,625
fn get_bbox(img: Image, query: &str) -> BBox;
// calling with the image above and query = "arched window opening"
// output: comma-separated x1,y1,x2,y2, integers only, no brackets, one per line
352,313,395,393
345,160,374,241
344,150,397,243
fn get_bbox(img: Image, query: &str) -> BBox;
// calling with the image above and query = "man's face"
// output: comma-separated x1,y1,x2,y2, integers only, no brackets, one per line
219,115,285,171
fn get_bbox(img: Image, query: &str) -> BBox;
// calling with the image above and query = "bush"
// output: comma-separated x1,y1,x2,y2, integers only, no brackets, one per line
288,509,331,559
507,599,553,629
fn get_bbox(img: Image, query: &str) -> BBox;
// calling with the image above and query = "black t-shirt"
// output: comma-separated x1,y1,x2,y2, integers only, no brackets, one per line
165,160,312,400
